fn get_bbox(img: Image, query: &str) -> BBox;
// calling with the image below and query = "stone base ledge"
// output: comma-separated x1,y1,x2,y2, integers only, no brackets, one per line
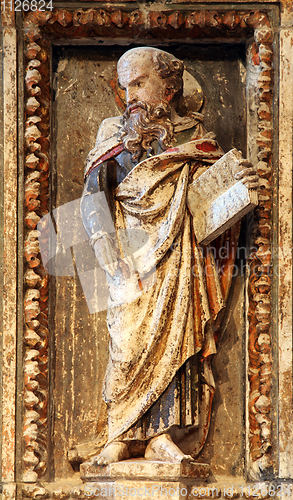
80,459,210,482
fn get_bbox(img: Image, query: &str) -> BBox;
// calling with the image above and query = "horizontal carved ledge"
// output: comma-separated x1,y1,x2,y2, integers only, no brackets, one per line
24,9,270,41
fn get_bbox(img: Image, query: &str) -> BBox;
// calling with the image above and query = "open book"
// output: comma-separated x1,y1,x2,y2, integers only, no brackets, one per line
187,149,258,245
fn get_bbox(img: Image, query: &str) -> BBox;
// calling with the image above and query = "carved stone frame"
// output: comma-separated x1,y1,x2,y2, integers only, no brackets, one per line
19,4,277,495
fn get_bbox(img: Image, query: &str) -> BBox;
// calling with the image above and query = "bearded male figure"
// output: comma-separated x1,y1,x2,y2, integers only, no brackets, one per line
79,47,258,466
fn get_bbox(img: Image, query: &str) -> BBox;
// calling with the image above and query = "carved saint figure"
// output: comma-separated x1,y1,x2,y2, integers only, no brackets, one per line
79,47,258,466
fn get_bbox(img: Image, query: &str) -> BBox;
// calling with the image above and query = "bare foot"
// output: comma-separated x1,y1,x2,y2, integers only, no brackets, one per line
92,441,130,465
145,433,194,463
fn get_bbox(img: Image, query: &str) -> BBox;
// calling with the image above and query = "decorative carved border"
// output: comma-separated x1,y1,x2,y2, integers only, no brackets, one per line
23,34,50,484
22,6,274,492
248,27,274,476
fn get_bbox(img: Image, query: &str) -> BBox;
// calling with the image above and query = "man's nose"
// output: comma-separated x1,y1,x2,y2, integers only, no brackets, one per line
126,88,137,104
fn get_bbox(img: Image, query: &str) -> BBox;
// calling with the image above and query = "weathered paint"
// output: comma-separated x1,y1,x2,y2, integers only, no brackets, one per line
278,28,293,479
2,7,17,493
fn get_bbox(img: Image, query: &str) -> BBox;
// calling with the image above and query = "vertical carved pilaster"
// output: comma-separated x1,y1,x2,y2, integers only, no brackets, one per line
2,8,18,500
23,26,50,483
248,25,274,478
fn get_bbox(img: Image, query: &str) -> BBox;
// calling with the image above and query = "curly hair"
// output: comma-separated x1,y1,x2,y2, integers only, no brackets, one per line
152,51,184,103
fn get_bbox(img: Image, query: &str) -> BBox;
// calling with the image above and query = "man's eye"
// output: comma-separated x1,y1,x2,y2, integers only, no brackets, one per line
136,82,142,88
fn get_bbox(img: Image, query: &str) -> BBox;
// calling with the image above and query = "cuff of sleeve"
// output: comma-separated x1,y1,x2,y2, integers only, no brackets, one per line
90,231,109,248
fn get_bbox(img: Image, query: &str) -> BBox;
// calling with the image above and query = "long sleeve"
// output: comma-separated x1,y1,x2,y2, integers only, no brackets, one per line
80,166,115,243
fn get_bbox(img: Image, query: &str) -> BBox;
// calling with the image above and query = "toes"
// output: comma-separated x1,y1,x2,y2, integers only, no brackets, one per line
93,454,108,466
91,442,129,466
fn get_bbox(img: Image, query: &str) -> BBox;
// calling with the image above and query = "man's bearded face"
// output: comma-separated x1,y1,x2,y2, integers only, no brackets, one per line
121,100,174,162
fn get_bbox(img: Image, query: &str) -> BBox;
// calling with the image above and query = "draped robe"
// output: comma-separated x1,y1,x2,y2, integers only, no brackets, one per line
78,114,240,459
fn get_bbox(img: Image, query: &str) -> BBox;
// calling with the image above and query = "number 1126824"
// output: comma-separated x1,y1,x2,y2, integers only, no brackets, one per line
1,0,53,11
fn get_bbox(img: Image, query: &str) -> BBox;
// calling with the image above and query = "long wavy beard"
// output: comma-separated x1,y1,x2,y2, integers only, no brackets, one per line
121,101,174,161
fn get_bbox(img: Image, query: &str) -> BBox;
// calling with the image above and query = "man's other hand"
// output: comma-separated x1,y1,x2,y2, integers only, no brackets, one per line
234,159,259,189
93,234,120,277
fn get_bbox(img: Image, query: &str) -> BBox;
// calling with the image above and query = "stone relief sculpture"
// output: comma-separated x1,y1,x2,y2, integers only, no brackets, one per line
72,47,258,467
